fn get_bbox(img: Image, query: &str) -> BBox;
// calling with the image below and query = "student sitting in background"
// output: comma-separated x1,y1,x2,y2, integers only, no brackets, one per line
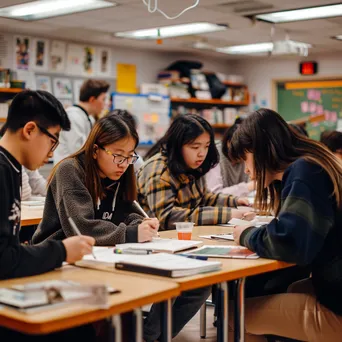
320,130,342,160
229,108,342,342
54,79,110,164
206,118,254,197
21,167,47,200
0,90,95,341
137,114,253,230
32,114,210,342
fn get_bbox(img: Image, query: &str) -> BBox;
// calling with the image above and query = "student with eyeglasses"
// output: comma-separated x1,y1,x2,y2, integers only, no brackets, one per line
0,90,96,341
32,114,159,245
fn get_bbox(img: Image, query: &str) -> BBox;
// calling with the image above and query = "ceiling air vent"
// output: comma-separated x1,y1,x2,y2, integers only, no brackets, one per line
218,1,274,14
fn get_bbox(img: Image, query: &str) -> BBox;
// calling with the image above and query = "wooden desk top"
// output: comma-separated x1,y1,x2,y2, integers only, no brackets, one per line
0,266,179,335
126,226,293,292
158,226,293,291
21,206,43,226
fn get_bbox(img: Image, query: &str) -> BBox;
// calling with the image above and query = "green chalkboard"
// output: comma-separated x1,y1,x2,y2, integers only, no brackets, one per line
277,81,341,139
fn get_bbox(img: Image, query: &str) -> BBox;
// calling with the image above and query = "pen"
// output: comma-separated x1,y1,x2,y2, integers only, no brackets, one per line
133,200,149,219
113,248,153,255
68,217,97,260
177,254,208,261
133,200,160,237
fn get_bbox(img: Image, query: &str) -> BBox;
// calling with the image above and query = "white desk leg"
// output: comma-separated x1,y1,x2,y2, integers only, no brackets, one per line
134,308,143,342
112,315,122,342
237,278,246,342
160,299,172,342
200,302,207,338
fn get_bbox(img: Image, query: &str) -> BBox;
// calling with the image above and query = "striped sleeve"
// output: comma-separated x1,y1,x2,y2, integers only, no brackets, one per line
144,175,232,230
240,180,335,265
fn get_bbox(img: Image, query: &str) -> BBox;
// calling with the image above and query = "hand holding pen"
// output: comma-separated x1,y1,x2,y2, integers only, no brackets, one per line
68,217,97,260
133,200,160,241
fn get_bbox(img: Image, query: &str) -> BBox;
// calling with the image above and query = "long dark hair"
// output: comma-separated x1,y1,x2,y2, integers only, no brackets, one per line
229,108,342,214
221,117,244,158
145,114,219,177
49,115,139,204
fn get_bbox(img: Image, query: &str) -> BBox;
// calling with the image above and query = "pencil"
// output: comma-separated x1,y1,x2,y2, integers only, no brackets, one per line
68,217,97,260
133,200,149,218
132,200,160,237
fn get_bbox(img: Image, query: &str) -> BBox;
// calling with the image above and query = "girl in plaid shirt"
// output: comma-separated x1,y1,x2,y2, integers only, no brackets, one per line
137,114,254,230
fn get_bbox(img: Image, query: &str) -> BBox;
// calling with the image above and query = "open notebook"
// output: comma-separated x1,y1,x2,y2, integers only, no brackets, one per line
116,238,203,253
76,249,221,277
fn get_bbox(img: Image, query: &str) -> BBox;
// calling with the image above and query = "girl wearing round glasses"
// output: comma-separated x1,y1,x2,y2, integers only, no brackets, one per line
33,114,159,245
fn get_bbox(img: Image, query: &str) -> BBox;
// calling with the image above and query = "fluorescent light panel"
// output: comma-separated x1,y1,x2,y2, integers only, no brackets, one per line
255,4,342,23
216,43,273,55
333,35,342,40
0,0,115,21
115,23,227,40
214,41,311,55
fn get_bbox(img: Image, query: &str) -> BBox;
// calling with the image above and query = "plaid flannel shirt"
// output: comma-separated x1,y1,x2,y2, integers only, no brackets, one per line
137,153,237,230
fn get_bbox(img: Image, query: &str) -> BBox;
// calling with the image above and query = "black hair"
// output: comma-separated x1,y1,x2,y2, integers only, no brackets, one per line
320,130,342,153
146,114,219,177
4,90,70,133
289,124,309,137
222,117,245,158
107,109,138,130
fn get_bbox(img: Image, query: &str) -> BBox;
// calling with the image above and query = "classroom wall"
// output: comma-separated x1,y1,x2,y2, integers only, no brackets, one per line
232,54,342,111
1,32,233,85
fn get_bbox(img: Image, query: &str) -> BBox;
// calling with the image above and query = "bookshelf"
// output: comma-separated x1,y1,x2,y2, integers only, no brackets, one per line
170,97,249,106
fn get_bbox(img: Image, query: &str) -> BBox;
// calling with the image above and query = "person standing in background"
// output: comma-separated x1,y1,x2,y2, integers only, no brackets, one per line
54,79,109,164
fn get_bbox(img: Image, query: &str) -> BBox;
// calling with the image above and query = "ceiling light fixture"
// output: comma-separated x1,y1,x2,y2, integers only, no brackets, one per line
216,42,274,55
0,0,115,21
254,4,342,23
115,22,227,40
211,41,311,56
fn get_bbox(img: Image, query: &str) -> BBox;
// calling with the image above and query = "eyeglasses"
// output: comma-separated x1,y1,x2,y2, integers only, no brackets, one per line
98,145,139,165
37,124,59,152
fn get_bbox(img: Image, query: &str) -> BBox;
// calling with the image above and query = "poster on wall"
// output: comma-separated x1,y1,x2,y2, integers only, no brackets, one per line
73,79,84,103
31,38,49,71
53,77,73,99
36,75,52,93
67,44,96,76
83,46,95,76
50,40,66,72
14,36,30,70
96,47,111,77
67,44,84,75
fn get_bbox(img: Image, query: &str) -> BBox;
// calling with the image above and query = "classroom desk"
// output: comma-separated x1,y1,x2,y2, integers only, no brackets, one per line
158,226,294,342
21,206,43,226
0,265,179,341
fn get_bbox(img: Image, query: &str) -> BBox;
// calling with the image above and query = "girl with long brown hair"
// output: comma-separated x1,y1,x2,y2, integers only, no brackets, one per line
33,114,159,245
230,108,342,341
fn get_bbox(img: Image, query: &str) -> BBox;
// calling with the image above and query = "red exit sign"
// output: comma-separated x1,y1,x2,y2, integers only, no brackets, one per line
300,61,318,75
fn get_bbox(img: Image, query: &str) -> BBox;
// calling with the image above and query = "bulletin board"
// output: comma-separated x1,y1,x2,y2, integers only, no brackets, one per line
111,93,171,145
277,80,341,140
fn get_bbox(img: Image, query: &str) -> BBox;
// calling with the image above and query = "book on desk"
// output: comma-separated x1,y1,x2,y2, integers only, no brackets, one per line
76,248,222,278
0,280,117,313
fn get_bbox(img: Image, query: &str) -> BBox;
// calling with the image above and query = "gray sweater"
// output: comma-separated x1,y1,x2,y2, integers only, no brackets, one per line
32,157,143,246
